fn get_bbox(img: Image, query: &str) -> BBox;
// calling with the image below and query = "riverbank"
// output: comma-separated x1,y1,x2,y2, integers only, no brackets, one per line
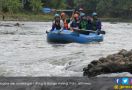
0,13,53,22
101,18,132,23
0,13,132,22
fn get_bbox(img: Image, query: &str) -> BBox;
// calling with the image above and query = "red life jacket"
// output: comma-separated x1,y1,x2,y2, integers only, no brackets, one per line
63,19,68,30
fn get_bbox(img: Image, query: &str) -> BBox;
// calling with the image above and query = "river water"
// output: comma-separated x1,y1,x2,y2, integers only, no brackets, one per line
0,21,132,77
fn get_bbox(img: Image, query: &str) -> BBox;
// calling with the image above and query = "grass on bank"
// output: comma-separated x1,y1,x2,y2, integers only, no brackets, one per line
0,12,132,22
0,13,54,21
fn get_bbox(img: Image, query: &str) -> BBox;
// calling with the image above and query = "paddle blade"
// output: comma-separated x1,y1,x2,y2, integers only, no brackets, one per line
42,8,52,13
46,31,49,34
100,31,106,34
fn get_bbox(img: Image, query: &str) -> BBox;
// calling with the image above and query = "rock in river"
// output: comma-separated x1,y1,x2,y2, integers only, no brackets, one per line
83,49,132,77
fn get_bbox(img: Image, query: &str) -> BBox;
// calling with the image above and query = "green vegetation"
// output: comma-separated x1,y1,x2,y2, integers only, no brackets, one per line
0,13,53,21
0,0,132,21
75,0,132,18
47,0,67,9
0,0,22,13
30,0,43,13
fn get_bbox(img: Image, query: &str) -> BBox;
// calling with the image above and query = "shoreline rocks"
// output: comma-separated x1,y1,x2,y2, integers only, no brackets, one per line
83,49,132,77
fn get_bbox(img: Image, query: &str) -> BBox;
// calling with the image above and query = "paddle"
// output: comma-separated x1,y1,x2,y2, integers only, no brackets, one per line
46,30,63,34
46,31,49,33
42,8,73,13
73,28,106,35
46,29,80,37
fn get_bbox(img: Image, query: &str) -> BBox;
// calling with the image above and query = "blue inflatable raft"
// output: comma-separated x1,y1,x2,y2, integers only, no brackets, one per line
46,29,104,44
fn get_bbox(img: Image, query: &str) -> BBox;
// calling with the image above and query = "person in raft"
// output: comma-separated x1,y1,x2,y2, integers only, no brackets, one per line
91,12,102,32
70,14,80,29
79,13,89,30
60,12,71,30
51,14,64,31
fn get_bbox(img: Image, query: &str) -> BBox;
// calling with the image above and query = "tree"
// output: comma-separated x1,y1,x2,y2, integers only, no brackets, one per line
96,0,112,16
6,0,22,13
30,0,43,13
48,0,67,9
84,0,98,14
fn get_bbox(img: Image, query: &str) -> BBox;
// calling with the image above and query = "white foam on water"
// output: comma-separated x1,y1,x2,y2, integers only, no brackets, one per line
0,21,132,77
